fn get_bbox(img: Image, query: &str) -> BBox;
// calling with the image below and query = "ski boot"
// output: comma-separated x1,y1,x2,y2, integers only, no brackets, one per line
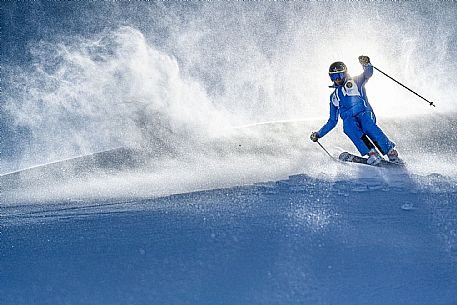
367,148,382,165
387,148,404,164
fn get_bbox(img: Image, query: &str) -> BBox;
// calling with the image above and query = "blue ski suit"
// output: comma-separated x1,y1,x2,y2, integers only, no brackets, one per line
317,64,395,156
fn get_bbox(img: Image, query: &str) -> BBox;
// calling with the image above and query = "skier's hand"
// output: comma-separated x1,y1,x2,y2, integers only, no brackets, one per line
358,55,370,66
310,132,320,142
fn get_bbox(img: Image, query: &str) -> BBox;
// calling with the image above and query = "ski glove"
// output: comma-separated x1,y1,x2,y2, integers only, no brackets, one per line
358,55,370,66
310,132,319,142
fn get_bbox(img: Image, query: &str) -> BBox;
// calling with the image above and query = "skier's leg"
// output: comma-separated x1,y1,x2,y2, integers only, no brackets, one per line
343,118,370,156
358,111,395,155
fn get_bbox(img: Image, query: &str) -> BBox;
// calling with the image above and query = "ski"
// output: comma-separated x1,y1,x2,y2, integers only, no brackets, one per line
338,152,404,168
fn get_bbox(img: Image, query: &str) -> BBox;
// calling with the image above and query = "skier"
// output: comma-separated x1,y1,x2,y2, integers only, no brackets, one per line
310,56,402,165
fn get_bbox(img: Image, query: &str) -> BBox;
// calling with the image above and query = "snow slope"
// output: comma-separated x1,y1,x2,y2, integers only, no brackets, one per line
2,171,457,305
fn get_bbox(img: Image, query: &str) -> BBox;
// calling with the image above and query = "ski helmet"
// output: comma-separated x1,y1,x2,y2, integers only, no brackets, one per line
328,61,347,83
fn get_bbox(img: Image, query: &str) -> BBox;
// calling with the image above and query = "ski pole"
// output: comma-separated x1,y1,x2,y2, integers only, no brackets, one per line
316,140,334,159
373,66,436,107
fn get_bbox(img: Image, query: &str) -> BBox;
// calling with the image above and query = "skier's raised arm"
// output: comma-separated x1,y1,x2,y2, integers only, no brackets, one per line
355,56,373,86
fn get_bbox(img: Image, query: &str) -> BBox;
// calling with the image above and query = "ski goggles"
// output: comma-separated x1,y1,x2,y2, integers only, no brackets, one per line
329,72,345,81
